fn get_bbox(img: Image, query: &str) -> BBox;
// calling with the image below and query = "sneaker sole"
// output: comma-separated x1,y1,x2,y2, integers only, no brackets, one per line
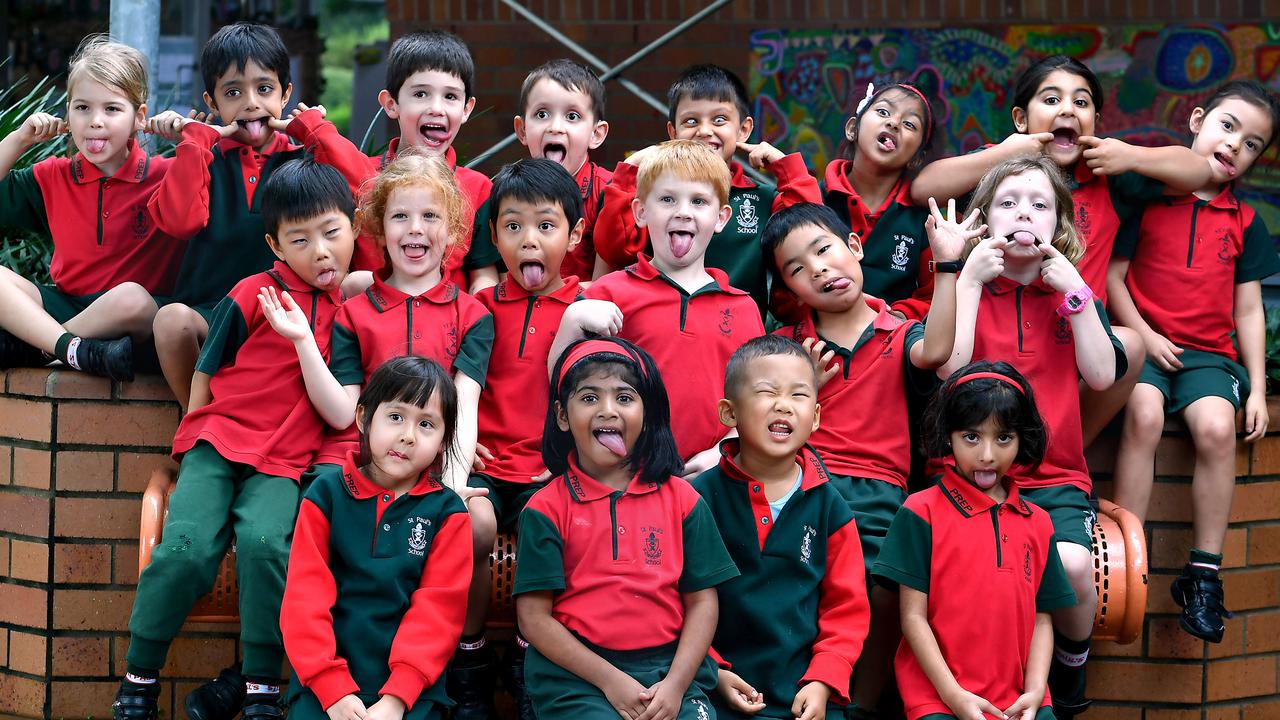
1178,612,1226,643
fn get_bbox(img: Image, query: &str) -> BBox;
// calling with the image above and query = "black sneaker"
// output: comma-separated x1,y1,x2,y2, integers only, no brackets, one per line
112,682,160,720
240,699,284,720
503,642,536,720
1172,565,1233,643
449,643,498,720
0,328,47,369
70,335,134,381
185,663,245,720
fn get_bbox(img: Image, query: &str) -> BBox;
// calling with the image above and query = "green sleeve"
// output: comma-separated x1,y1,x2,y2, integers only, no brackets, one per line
1036,540,1079,611
454,312,494,389
329,321,366,386
871,506,932,593
1107,171,1165,222
0,167,49,234
194,296,250,376
1089,300,1128,382
1234,213,1280,283
1111,211,1143,259
678,496,740,592
514,507,566,595
900,321,935,394
464,198,501,270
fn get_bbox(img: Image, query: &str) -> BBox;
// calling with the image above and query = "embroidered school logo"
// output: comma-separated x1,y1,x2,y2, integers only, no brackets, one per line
444,323,459,359
1075,203,1092,240
1231,377,1241,402
408,522,428,556
890,235,913,271
1216,228,1235,266
642,527,664,565
1023,542,1033,584
132,208,150,239
719,307,734,336
800,525,817,564
1054,317,1072,344
1082,510,1096,540
691,698,710,720
737,196,759,232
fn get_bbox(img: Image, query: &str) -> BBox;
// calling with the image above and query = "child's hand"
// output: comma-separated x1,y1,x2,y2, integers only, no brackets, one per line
943,686,1004,720
1001,689,1044,720
472,441,494,471
293,102,327,120
624,145,659,167
637,679,684,720
455,484,490,506
959,237,1006,287
144,110,189,140
325,694,368,720
1079,135,1137,176
568,299,624,337
1245,391,1269,442
602,671,648,720
791,681,830,720
363,695,406,720
715,669,765,714
998,131,1055,158
801,337,840,390
680,447,721,480
925,197,987,262
1141,329,1184,371
18,112,67,146
257,286,315,344
1036,242,1087,297
178,110,240,139
737,140,786,170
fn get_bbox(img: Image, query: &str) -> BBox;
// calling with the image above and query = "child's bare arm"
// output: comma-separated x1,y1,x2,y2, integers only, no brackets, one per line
910,133,1055,207
912,199,986,369
468,266,499,295
547,299,624,379
937,237,1005,378
635,588,719,720
257,287,358,428
1078,138,1211,193
448,373,482,492
0,113,66,181
188,371,213,412
1234,280,1269,441
900,587,1003,720
1037,243,1117,390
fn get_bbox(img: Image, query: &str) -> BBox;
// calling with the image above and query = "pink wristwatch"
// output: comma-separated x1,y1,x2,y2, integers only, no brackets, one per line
1057,285,1093,317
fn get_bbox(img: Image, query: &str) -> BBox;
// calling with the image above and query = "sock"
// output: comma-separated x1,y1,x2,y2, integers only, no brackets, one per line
244,677,280,706
54,333,79,368
459,633,486,651
1189,548,1223,573
121,667,159,696
1052,630,1090,668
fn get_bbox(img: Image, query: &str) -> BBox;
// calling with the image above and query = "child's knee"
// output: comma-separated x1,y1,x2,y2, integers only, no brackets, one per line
1191,412,1238,455
152,304,199,342
233,522,292,564
111,283,160,324
1124,397,1166,440
1115,327,1147,374
1058,544,1095,593
470,498,499,553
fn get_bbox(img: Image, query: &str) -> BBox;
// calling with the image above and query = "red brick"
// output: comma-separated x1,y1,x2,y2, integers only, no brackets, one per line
1207,617,1247,658
1243,699,1280,720
1154,435,1196,476
1146,479,1194,523
56,401,179,447
50,679,171,717
1146,710,1203,720
115,635,237,679
54,543,112,584
0,627,7,667
43,368,114,399
1245,609,1280,653
0,672,47,716
12,446,51,490
115,542,142,585
1151,526,1247,571
0,490,51,538
1207,655,1278,701
0,444,11,485
51,635,110,676
117,452,176,493
1232,481,1280,522
1248,432,1280,474
1207,707,1243,720
56,449,114,492
1148,616,1211,659
54,496,139,540
116,375,179,403
1222,567,1280,610
8,629,46,675
1086,707,1143,720
9,539,49,583
1088,658,1203,703
0,583,48,628
52,588,134,631
0,537,8,577
0,396,52,442
1248,523,1280,565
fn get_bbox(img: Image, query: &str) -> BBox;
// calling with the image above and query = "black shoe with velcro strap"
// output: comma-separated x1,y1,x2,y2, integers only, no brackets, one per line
185,663,246,720
1172,564,1233,643
111,683,160,720
240,701,285,720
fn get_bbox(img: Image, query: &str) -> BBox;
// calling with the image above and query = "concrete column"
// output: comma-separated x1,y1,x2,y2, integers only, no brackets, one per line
109,0,161,105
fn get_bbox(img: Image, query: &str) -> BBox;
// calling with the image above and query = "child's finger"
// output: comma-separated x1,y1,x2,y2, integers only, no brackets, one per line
1076,135,1101,147
927,196,941,219
946,197,956,223
736,140,758,153
1031,131,1056,144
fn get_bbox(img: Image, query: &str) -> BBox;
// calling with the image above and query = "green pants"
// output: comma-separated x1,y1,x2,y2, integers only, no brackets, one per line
126,442,301,678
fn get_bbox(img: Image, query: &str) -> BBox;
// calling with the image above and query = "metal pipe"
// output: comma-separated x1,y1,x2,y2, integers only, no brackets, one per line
110,0,161,104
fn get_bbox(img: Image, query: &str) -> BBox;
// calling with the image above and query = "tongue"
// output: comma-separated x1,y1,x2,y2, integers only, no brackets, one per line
316,269,336,287
403,244,428,260
596,432,628,457
827,277,851,291
422,126,450,143
545,146,567,165
671,233,694,259
1218,154,1237,177
84,138,108,154
244,119,266,141
973,470,998,487
1010,230,1038,247
520,262,545,289
880,135,897,151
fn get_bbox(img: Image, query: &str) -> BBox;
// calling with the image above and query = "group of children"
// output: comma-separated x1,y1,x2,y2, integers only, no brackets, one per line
2,19,1278,720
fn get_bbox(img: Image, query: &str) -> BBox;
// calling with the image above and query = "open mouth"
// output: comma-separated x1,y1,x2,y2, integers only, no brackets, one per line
420,122,449,146
972,469,998,487
543,143,567,165
768,420,793,439
1009,230,1040,247
83,137,109,154
519,260,546,289
1214,152,1237,177
593,428,627,457
669,230,695,259
1051,127,1078,149
821,277,851,293
401,242,429,260
876,131,897,152
236,117,269,141
315,268,338,287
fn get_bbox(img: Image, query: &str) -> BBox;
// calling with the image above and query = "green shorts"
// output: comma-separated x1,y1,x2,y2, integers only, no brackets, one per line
1020,485,1095,550
526,639,719,719
1138,348,1249,413
919,708,1054,720
828,474,908,575
36,286,107,324
468,473,547,530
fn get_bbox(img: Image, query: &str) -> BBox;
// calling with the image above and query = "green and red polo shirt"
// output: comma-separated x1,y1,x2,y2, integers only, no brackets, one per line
594,153,822,314
514,454,739,651
1115,187,1280,359
172,261,343,480
0,141,184,296
476,277,581,484
873,464,1076,720
584,256,765,461
776,296,927,490
692,441,868,709
281,452,472,710
558,160,613,281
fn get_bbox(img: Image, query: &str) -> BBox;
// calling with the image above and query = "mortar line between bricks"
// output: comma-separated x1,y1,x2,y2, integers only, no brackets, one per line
0,438,53,452
44,401,57,720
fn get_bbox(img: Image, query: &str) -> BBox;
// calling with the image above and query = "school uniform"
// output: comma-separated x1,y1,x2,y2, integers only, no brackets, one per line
562,160,614,280
127,261,343,680
585,256,765,461
0,141,184,319
313,273,494,465
693,441,869,717
1115,187,1280,412
515,454,739,719
594,154,822,315
469,277,581,525
281,453,472,719
822,161,933,320
873,464,1076,720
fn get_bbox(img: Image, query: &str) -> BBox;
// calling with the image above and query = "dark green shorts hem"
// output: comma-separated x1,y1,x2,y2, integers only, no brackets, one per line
1138,349,1249,413
468,473,546,529
828,474,908,571
37,286,108,324
1021,485,1095,550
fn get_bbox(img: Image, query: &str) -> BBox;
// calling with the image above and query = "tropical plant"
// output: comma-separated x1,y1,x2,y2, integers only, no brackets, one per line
0,73,67,282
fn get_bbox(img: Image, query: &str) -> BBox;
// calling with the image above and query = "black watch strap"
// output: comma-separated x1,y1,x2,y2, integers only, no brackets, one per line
929,259,964,274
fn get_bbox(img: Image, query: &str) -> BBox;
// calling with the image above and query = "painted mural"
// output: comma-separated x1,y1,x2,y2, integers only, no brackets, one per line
748,25,1280,232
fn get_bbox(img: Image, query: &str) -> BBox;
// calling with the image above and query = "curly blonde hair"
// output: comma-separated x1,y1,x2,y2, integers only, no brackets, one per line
962,154,1084,265
67,34,149,110
357,146,470,265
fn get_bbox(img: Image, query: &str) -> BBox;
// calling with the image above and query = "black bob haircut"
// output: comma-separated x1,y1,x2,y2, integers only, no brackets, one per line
666,64,752,126
385,30,476,100
1201,80,1280,154
542,337,683,485
759,202,853,288
259,158,356,238
519,59,607,121
921,361,1048,469
844,84,937,171
489,158,585,232
357,356,460,473
1012,55,1103,117
724,335,818,397
201,22,291,96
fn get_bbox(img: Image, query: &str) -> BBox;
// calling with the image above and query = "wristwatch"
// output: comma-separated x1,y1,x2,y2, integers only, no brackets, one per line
1057,285,1094,317
928,259,964,274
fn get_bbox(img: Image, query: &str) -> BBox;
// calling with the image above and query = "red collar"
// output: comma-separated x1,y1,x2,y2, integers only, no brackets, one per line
216,131,296,158
69,140,151,184
491,276,581,303
1070,160,1095,187
937,461,1032,517
266,260,344,302
729,160,757,190
627,255,748,296
382,138,458,170
1164,185,1240,210
338,451,443,499
822,159,912,214
563,454,661,502
797,294,905,340
716,439,831,492
364,274,459,312
985,274,1055,296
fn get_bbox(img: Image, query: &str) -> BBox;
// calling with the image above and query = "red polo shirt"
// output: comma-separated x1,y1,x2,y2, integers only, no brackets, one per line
514,455,739,651
873,464,1076,720
585,256,765,460
776,296,927,489
173,261,343,480
559,160,614,280
1116,187,1280,358
476,277,581,483
0,141,184,296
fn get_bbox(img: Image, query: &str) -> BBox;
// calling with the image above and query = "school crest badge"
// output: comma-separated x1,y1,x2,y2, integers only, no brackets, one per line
643,527,663,565
800,525,817,564
891,239,909,271
408,522,428,556
738,196,759,232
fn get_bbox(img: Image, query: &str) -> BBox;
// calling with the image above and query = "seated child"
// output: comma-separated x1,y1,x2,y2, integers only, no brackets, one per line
112,158,355,720
1109,80,1280,642
873,361,1076,720
512,59,612,281
0,35,182,380
553,139,766,479
693,335,870,719
594,63,822,315
453,158,587,717
281,356,473,720
515,337,739,720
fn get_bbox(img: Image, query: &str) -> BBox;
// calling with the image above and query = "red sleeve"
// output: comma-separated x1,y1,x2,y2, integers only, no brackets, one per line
280,499,360,709
767,152,822,212
594,162,648,269
890,246,935,322
707,645,732,669
380,510,474,707
147,122,220,239
800,518,869,705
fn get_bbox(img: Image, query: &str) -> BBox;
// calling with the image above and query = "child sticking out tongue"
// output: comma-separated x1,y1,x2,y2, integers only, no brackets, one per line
594,428,628,457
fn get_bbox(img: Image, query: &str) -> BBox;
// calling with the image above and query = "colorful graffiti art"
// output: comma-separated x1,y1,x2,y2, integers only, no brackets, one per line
749,25,1280,233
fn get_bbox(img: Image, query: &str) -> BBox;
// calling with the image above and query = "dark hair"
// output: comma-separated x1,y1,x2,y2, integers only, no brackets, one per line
666,64,751,125
760,202,853,287
921,361,1047,468
1201,80,1280,154
724,335,817,397
357,356,460,474
519,59,606,121
259,158,356,238
385,30,475,100
844,84,937,171
200,22,290,95
1012,55,1103,119
542,337,682,485
489,158,585,231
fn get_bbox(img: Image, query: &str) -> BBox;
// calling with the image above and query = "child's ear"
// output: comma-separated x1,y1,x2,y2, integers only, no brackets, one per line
631,197,648,228
737,115,754,143
554,401,570,432
811,402,821,433
264,233,285,260
589,120,610,150
133,103,147,134
378,89,400,120
714,203,733,233
1011,106,1028,133
666,121,678,141
513,115,528,146
355,405,367,435
202,91,218,116
1189,107,1206,134
567,217,585,252
461,96,477,124
716,397,738,429
844,115,858,142
280,82,293,111
848,234,864,260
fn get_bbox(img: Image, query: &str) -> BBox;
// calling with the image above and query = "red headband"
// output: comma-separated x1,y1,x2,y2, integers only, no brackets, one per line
556,340,647,393
954,371,1025,395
